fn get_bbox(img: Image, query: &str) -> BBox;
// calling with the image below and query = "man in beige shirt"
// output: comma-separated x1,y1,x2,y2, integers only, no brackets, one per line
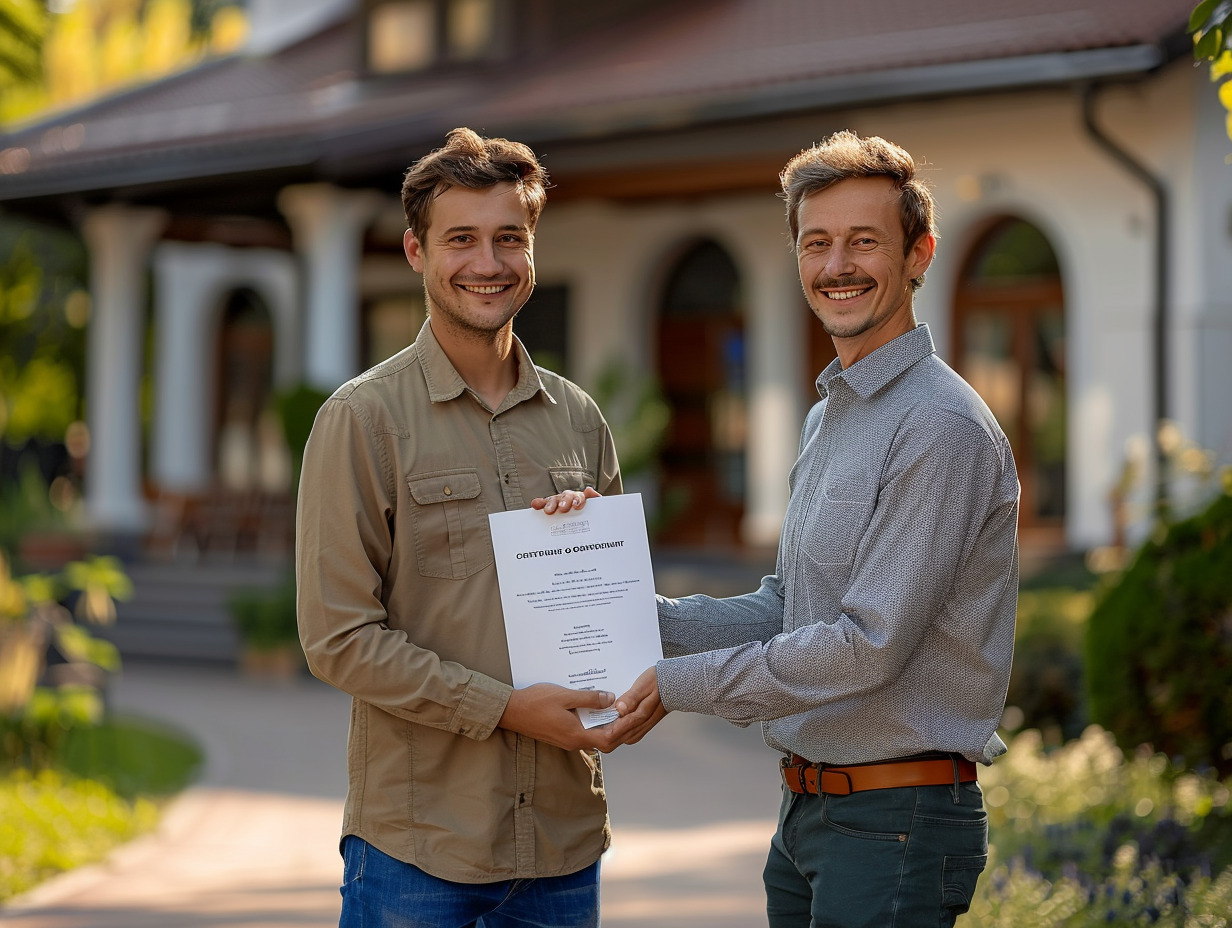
296,128,624,928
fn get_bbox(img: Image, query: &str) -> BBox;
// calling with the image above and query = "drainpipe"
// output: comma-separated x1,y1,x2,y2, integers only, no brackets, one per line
1080,82,1169,517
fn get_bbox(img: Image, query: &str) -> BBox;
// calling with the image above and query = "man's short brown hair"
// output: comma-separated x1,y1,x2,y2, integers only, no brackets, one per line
401,127,549,238
780,130,936,290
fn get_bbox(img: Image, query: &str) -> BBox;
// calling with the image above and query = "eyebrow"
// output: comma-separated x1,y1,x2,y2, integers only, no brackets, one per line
798,224,887,240
438,224,529,236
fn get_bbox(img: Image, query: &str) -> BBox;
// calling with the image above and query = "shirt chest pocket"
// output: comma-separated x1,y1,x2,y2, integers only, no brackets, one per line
803,492,874,568
406,469,493,580
548,466,595,493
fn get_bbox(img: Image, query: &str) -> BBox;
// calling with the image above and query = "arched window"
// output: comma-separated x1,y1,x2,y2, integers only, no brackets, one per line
655,240,746,547
954,218,1066,540
213,288,288,493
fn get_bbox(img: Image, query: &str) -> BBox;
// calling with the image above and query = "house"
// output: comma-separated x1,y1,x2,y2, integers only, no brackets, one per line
1,0,1227,563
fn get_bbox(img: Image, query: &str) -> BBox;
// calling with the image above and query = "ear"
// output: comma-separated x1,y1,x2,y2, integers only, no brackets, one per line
906,232,935,280
403,228,425,273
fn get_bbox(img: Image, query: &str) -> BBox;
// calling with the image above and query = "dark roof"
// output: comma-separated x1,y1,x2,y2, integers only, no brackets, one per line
0,0,1195,216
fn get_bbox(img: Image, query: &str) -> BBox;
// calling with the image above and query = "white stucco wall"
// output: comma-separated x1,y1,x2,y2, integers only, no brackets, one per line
532,59,1229,551
535,195,806,543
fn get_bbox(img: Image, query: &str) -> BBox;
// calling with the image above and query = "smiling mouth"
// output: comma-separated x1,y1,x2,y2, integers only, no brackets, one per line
821,286,873,301
458,283,513,294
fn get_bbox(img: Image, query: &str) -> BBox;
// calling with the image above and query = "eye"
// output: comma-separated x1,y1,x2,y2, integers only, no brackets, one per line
449,234,474,244
853,237,878,248
800,238,829,252
497,233,528,246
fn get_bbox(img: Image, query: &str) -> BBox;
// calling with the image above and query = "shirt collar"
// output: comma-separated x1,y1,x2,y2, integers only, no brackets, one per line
815,323,936,401
415,318,556,408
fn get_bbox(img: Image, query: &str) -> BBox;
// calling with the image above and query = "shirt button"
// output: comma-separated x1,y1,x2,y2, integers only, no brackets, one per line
443,486,452,496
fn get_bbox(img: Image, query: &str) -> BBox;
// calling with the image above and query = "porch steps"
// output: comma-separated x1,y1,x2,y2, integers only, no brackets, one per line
99,557,290,665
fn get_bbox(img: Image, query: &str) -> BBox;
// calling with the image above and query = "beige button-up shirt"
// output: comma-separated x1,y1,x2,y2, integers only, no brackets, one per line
296,319,621,882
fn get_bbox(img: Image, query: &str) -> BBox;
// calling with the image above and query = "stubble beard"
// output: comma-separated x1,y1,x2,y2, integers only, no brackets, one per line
424,282,523,344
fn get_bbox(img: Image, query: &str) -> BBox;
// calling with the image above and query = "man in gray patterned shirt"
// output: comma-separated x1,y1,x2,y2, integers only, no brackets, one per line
543,131,1019,927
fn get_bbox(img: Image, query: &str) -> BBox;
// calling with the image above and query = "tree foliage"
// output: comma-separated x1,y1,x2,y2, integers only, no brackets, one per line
0,0,248,126
1191,0,1232,143
0,221,88,449
0,0,44,83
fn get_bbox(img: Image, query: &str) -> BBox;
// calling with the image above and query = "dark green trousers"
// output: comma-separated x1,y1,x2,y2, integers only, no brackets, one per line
763,781,988,928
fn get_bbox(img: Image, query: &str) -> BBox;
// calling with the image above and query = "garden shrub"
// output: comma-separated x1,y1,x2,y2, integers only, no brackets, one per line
1084,480,1232,775
969,726,1232,926
0,769,157,903
1006,587,1093,743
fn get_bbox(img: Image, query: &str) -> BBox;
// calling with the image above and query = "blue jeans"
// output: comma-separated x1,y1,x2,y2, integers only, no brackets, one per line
763,781,988,928
338,836,600,928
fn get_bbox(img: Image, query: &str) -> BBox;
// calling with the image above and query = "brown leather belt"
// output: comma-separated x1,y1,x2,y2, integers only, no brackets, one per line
780,753,977,796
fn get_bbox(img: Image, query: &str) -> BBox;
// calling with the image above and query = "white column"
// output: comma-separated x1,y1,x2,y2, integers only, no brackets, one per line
278,184,385,391
150,243,216,491
743,246,806,547
81,205,167,532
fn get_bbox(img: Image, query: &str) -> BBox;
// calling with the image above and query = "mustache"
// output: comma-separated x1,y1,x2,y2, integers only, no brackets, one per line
813,276,875,289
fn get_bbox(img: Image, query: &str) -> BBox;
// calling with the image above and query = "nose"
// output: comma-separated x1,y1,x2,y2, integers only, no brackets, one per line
824,241,855,278
471,240,504,276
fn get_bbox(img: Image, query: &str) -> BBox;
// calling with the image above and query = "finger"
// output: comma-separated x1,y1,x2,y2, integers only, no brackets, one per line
530,497,547,510
570,689,615,710
612,711,661,746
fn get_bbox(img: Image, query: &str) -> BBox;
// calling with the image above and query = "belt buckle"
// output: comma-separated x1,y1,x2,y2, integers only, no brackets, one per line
780,755,808,794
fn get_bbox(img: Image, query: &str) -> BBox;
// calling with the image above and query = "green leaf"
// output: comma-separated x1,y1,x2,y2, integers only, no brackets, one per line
1196,25,1222,61
1191,0,1220,33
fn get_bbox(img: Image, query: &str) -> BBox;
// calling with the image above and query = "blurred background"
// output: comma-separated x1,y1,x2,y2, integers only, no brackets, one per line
2,0,1232,925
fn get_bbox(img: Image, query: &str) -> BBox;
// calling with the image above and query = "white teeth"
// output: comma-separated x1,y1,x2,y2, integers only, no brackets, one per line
461,284,508,294
824,287,870,301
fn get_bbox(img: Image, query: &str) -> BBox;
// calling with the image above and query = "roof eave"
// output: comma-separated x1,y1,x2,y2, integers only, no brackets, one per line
490,43,1173,144
0,42,1177,207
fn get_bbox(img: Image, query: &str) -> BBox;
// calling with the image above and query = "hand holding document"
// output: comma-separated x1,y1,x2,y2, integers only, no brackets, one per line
488,494,663,728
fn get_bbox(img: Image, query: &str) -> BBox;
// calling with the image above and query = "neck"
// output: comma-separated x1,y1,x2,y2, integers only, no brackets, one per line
429,317,519,409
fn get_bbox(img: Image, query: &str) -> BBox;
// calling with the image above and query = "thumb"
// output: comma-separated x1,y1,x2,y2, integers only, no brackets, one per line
573,689,615,709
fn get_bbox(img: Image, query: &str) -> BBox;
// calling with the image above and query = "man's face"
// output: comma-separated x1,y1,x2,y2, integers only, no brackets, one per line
795,176,934,356
403,182,535,339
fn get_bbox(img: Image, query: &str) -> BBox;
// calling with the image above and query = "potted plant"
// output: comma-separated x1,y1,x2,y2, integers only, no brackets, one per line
228,577,303,680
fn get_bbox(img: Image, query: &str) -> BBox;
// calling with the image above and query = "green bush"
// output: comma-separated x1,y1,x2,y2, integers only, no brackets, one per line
274,384,331,485
967,725,1232,926
967,854,1232,927
0,714,200,903
1006,587,1093,743
0,768,158,902
1085,480,1232,775
1,554,126,768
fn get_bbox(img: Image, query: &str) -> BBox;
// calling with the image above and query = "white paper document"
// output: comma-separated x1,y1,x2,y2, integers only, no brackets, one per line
488,493,663,728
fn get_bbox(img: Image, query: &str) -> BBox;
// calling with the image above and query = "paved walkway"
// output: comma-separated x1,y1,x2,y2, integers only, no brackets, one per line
3,662,781,927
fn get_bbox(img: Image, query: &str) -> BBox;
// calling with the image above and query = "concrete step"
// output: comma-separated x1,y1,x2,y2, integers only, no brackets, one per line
97,556,291,665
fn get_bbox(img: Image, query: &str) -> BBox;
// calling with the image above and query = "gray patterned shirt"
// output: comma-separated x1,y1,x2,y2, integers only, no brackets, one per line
655,324,1019,765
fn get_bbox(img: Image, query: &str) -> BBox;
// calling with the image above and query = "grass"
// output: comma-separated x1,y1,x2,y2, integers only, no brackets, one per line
56,714,203,798
0,713,201,904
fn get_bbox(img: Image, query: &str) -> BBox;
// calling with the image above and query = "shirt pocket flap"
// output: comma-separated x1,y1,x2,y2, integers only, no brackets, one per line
548,466,595,493
407,470,482,505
